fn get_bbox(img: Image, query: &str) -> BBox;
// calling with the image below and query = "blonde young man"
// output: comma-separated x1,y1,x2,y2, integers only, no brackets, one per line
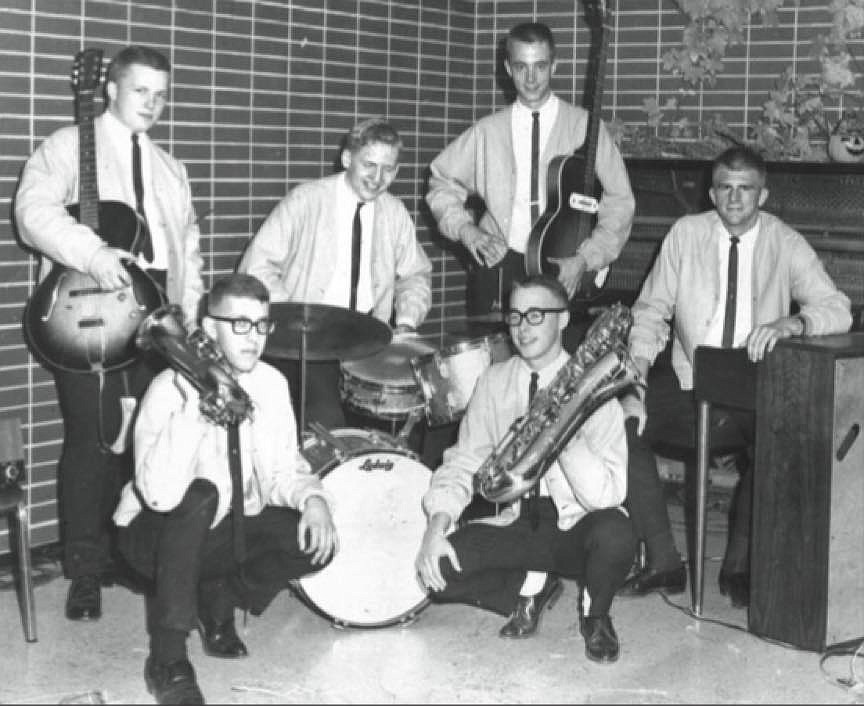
238,118,431,430
15,45,204,622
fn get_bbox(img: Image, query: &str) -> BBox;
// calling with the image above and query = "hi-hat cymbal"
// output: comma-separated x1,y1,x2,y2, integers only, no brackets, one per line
265,302,392,362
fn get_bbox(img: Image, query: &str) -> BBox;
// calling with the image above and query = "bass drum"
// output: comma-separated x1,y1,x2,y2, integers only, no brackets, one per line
294,427,431,628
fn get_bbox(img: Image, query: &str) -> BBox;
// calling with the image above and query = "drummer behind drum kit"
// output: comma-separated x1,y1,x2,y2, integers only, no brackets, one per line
263,302,513,628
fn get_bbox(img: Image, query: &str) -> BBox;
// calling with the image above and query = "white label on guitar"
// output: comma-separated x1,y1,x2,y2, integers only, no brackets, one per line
568,192,599,213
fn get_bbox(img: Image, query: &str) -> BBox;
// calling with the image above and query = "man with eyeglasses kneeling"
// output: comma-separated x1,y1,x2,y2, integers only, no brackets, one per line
114,273,338,704
415,274,635,663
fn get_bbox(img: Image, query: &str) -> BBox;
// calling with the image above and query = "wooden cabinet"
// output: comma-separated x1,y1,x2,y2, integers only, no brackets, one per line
749,332,864,651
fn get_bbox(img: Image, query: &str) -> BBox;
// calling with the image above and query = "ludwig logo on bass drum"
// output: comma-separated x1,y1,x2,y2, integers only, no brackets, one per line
358,457,394,472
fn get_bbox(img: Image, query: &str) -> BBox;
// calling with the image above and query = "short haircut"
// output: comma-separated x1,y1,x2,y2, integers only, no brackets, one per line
713,146,767,183
344,118,403,154
511,273,569,309
506,22,556,59
206,273,270,313
107,45,171,83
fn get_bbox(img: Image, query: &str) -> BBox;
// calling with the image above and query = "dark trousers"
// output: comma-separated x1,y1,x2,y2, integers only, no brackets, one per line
118,479,324,635
434,500,635,617
54,354,163,579
626,368,754,573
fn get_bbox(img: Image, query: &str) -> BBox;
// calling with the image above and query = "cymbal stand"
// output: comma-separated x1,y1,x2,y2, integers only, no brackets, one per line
299,320,309,434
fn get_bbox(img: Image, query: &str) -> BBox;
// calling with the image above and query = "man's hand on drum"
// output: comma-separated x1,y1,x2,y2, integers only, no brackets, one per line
415,513,461,592
298,496,338,565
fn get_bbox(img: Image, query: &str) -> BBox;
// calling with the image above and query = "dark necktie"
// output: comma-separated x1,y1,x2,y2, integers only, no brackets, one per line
131,133,154,261
227,423,246,564
350,201,364,311
525,371,540,528
721,235,740,348
530,111,540,226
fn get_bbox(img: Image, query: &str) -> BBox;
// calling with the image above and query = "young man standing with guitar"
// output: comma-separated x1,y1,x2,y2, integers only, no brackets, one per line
15,46,204,622
425,17,634,637
426,18,634,333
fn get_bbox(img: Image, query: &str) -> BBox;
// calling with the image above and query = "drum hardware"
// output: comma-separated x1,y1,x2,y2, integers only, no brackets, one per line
294,426,430,628
264,302,392,432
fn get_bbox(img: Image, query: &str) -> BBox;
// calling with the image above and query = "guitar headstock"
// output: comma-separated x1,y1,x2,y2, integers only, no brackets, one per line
70,49,105,95
584,0,613,31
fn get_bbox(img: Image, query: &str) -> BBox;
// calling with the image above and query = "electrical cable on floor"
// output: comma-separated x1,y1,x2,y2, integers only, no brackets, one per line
656,591,864,700
819,635,864,699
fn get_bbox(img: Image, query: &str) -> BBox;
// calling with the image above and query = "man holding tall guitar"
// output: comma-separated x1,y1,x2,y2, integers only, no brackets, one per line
425,16,633,638
426,17,634,329
15,45,204,622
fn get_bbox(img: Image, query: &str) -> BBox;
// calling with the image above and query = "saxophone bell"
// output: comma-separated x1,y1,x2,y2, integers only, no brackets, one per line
136,304,254,427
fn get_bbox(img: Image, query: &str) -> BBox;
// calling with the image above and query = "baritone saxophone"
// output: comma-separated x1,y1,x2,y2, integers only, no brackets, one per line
474,302,644,505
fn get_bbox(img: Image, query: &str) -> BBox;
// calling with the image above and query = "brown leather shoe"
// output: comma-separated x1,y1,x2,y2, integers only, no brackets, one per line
198,618,249,659
499,575,564,639
580,614,620,663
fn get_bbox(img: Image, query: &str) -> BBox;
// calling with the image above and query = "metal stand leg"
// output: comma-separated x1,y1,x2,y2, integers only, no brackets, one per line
16,503,37,642
693,400,711,617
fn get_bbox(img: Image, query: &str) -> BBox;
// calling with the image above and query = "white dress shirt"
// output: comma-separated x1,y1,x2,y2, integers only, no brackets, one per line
509,95,559,253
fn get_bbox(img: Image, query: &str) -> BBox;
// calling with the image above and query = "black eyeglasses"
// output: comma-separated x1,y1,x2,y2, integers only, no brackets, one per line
504,307,567,327
208,314,275,335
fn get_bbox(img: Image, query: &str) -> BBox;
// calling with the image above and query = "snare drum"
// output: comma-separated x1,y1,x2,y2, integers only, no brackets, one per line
411,332,513,427
339,339,435,421
294,427,431,628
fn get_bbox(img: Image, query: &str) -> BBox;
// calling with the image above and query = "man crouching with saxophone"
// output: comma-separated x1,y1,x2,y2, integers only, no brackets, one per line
113,273,338,704
415,274,635,663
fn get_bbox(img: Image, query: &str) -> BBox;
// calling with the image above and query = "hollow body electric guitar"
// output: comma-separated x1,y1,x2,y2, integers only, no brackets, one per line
524,0,613,301
23,48,164,374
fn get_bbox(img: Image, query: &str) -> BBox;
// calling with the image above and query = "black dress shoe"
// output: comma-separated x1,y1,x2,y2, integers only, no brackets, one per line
499,575,564,639
580,615,620,663
618,564,687,597
145,657,205,705
718,569,750,608
198,618,249,659
65,575,102,621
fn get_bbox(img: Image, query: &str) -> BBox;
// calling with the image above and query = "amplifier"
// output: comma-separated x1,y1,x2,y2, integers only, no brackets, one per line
749,333,864,651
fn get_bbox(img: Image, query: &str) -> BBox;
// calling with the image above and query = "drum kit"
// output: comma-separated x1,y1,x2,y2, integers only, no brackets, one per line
264,302,512,628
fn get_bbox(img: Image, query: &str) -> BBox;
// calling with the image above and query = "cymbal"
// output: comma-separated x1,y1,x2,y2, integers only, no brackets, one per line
265,302,392,362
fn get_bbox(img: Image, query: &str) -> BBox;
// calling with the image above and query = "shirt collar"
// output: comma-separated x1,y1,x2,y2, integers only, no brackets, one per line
519,348,570,384
719,214,760,244
513,93,559,120
102,108,142,144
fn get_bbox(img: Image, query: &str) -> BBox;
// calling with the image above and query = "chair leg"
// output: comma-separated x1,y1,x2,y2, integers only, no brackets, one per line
15,503,37,642
693,400,711,617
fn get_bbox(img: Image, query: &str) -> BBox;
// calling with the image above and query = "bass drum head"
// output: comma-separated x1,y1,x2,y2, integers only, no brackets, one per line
297,431,431,627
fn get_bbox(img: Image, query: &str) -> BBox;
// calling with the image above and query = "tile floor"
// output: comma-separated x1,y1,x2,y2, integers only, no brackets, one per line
1,477,862,705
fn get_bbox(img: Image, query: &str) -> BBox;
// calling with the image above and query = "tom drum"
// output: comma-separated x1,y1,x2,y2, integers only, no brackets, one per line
411,332,513,426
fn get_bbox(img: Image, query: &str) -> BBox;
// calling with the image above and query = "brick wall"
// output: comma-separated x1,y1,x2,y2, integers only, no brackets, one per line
0,0,857,553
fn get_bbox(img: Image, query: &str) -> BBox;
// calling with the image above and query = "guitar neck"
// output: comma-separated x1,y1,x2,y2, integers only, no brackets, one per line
76,88,100,231
579,3,612,188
